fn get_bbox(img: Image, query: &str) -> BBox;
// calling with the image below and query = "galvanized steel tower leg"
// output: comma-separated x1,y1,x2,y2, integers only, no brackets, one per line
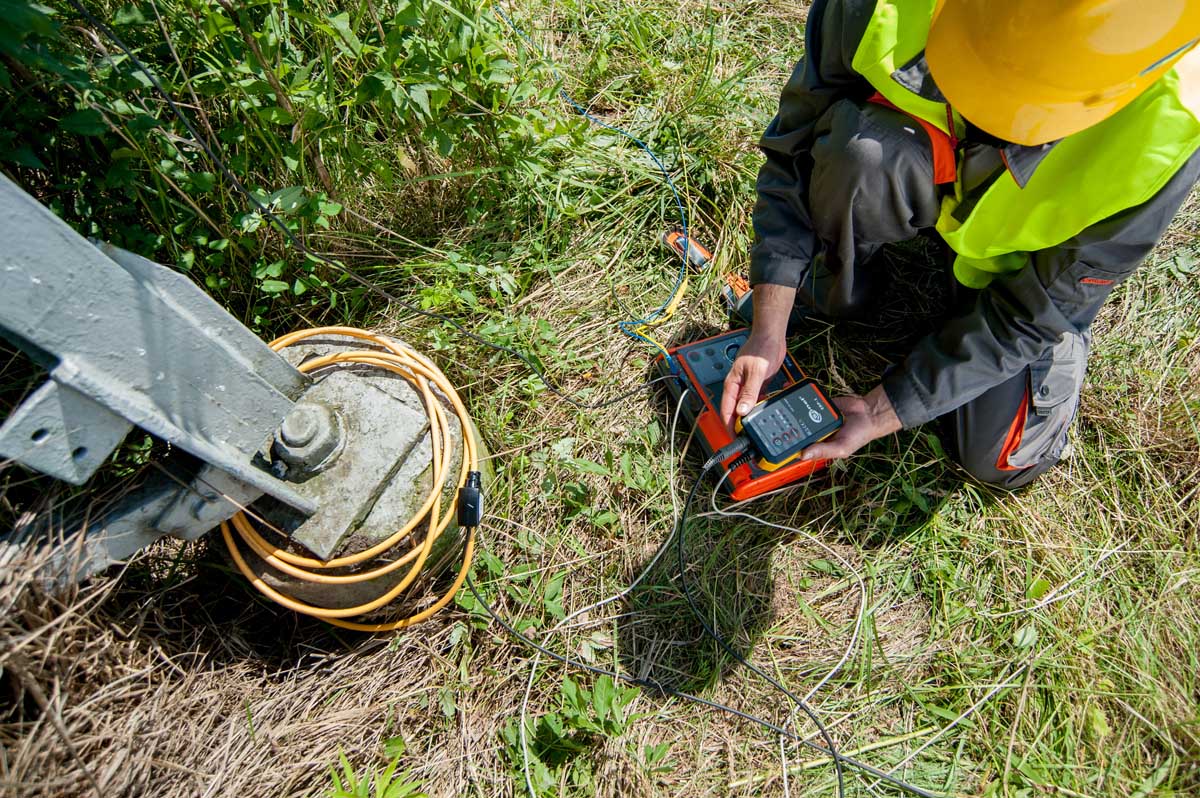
0,174,315,580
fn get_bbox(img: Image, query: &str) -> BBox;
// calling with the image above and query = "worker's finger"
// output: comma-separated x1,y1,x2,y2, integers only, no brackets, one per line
802,427,865,462
720,358,767,430
736,371,764,418
719,365,746,429
800,440,849,462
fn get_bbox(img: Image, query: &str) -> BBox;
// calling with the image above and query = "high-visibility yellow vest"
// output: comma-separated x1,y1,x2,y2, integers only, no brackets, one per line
850,0,1200,288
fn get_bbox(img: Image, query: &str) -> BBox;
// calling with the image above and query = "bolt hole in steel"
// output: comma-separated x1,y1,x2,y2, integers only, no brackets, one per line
30,428,50,443
71,446,88,461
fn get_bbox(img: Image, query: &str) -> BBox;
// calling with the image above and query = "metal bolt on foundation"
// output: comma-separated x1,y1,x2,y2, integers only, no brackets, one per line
273,403,342,475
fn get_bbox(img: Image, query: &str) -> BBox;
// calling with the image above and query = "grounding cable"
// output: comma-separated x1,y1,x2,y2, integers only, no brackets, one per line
219,326,480,633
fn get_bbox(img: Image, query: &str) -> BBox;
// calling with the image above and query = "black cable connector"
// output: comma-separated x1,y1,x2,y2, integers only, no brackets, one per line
702,435,752,471
457,471,484,527
726,450,755,471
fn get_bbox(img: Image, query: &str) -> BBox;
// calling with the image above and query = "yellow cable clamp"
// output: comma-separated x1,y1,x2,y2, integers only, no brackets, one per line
221,326,479,632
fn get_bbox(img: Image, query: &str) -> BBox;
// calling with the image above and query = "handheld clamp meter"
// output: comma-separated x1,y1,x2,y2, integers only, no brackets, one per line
736,379,843,471
655,329,842,501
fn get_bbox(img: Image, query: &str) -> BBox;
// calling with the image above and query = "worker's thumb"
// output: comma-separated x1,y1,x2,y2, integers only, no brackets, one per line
735,374,762,417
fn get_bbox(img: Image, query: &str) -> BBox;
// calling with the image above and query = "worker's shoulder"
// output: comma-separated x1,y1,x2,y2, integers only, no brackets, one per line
809,0,879,48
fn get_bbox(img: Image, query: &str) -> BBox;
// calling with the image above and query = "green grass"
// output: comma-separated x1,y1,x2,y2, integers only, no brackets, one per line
1,1,1197,797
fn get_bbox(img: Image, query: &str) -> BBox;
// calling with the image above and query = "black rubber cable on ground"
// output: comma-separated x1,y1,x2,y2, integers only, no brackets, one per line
675,457,844,797
461,451,938,798
62,0,681,412
464,560,939,798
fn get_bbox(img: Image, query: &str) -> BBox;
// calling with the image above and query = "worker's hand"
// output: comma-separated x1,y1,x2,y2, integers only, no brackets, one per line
801,385,902,462
720,330,787,430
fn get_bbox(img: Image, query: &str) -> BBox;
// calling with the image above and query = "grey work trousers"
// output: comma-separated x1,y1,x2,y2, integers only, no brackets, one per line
788,99,1084,489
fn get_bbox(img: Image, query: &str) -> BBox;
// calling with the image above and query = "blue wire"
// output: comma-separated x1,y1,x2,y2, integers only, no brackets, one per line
491,2,694,360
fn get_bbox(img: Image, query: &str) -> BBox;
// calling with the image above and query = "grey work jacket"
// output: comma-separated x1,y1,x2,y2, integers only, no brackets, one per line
750,0,1200,428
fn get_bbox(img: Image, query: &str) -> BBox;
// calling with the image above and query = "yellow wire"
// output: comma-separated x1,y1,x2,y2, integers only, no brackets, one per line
221,326,479,632
629,273,689,358
657,275,689,322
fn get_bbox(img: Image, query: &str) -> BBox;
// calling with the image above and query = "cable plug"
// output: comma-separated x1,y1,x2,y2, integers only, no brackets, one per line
703,436,752,471
457,470,484,527
662,352,682,378
726,450,755,471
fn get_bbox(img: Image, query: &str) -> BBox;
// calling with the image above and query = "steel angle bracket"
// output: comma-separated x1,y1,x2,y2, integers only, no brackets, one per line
0,174,316,580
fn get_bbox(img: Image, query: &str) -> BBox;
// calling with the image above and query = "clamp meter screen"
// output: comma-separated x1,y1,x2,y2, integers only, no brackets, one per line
737,379,843,471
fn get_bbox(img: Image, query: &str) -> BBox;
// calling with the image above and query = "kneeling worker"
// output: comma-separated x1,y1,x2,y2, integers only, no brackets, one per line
721,0,1200,488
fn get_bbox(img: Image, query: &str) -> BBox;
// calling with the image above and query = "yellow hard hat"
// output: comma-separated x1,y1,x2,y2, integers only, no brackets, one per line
927,0,1200,146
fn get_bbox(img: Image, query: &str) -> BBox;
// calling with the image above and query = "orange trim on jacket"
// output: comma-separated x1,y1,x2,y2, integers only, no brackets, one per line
996,386,1031,471
867,91,958,185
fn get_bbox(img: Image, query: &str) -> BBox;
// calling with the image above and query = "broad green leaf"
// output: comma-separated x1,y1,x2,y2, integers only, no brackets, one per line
592,675,615,720
257,106,294,125
1169,250,1197,278
188,172,216,192
267,185,306,212
254,260,285,279
438,687,455,718
407,84,431,118
1026,578,1051,600
544,571,565,620
325,12,362,56
391,0,421,27
112,4,146,26
1086,704,1110,742
572,458,610,476
59,108,106,136
1,146,46,169
561,677,585,713
1131,761,1172,798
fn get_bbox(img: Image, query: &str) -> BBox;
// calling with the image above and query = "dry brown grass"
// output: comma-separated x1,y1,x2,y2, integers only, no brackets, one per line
3,1,1199,797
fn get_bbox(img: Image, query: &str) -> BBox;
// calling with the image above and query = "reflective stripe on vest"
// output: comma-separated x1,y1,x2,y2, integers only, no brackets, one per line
851,0,1200,288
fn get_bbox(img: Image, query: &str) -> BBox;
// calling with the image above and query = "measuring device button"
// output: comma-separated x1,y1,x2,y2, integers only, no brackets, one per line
724,343,740,361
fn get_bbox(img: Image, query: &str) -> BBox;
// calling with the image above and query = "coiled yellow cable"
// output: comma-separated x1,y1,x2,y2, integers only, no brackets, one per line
220,326,479,632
